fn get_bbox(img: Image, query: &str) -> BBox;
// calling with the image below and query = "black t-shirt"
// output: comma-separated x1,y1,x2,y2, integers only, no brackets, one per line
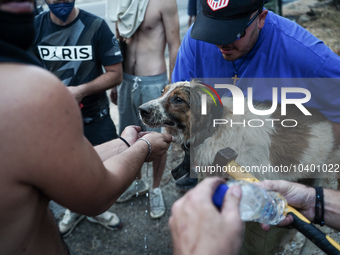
33,10,123,120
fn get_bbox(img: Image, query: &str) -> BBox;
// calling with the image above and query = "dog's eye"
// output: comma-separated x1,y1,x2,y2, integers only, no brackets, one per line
172,97,184,103
161,88,165,94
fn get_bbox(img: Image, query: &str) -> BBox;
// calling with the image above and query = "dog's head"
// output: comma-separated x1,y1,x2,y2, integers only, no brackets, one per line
139,80,223,151
139,81,191,149
139,80,224,180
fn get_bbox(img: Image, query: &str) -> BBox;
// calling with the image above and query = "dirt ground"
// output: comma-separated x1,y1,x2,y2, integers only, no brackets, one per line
50,1,340,254
283,0,340,55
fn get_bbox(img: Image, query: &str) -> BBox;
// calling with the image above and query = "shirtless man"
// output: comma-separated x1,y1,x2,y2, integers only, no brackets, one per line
107,0,180,218
0,1,173,254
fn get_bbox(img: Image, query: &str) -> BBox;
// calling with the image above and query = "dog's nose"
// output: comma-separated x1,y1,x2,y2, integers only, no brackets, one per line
139,105,151,119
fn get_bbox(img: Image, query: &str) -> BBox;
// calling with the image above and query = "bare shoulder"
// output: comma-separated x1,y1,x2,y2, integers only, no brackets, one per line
0,63,83,182
162,0,178,11
144,0,177,20
0,63,74,112
0,63,81,135
141,0,178,31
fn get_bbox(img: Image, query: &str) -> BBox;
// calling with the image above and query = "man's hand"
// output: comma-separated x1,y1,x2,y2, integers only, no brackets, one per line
169,177,244,255
258,180,315,231
120,125,142,146
120,128,173,161
67,86,85,103
137,132,174,162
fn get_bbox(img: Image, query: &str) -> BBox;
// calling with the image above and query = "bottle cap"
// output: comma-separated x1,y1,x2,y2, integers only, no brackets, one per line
212,184,229,209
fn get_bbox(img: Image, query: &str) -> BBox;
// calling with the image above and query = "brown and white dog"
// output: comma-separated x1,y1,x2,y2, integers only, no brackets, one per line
139,80,339,181
139,80,340,254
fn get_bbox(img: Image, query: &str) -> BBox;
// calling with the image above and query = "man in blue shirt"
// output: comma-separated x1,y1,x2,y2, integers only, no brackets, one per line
173,0,340,140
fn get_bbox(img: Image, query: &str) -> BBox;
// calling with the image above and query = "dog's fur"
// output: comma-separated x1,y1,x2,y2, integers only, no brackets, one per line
139,81,340,254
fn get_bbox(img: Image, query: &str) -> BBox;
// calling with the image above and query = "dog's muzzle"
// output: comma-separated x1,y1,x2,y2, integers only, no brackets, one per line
139,104,176,127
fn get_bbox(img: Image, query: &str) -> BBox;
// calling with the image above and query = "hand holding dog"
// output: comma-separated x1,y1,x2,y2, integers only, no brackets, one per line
169,177,244,255
120,127,173,161
67,85,85,104
139,132,174,162
120,125,142,146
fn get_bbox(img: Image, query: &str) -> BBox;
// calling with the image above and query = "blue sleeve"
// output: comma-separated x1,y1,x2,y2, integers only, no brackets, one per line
312,47,340,123
309,78,340,124
316,48,340,78
172,28,196,82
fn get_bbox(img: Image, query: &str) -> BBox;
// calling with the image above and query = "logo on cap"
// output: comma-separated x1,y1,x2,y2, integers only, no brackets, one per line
207,0,230,11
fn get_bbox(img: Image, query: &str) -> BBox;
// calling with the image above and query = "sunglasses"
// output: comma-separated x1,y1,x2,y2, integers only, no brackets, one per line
236,8,263,40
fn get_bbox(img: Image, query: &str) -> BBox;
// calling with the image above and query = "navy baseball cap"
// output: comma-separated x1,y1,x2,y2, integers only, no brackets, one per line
191,0,265,45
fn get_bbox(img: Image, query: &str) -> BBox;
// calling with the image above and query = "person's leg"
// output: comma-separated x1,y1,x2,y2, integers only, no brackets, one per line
117,74,136,135
59,209,85,237
149,152,167,218
152,153,167,188
117,73,168,218
116,74,150,202
116,176,149,202
86,211,123,231
137,73,168,218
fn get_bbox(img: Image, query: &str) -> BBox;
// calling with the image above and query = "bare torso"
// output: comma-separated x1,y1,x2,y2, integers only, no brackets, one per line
122,0,179,77
0,179,68,254
0,64,70,255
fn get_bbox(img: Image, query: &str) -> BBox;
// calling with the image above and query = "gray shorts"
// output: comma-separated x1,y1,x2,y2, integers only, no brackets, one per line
117,72,168,134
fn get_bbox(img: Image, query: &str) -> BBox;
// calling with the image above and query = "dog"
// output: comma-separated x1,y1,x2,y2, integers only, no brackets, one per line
139,80,339,180
139,80,340,254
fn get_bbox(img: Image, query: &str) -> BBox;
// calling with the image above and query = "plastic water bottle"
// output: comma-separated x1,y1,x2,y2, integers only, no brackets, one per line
212,180,287,225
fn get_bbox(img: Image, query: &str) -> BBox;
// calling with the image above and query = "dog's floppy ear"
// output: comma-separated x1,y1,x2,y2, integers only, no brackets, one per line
190,80,224,146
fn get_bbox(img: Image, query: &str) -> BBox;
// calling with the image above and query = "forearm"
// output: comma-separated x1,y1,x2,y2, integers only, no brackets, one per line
101,132,172,202
70,140,148,216
323,188,340,230
102,140,149,200
94,125,141,161
55,130,170,216
79,70,122,98
168,48,179,83
294,186,340,231
94,138,129,162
